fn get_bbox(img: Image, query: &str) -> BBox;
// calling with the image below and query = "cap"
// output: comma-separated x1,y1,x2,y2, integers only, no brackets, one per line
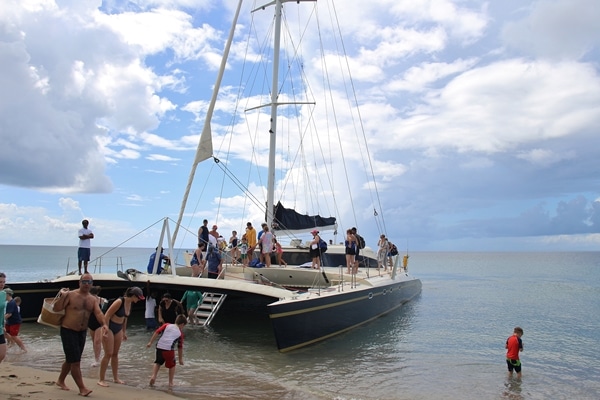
129,286,145,300
4,288,13,296
311,229,319,234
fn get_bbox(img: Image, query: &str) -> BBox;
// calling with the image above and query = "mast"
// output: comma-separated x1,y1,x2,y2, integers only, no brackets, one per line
257,0,316,229
265,0,283,230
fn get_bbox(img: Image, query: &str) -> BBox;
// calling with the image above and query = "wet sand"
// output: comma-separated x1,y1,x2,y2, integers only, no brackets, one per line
0,363,182,400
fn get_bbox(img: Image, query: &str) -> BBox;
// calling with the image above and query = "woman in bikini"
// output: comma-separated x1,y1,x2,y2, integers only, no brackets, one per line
97,286,144,387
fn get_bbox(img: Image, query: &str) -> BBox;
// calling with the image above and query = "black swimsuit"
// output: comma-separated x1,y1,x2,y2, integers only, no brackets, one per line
108,297,129,334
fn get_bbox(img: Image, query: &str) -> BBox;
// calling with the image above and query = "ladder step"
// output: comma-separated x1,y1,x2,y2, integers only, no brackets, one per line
193,292,227,327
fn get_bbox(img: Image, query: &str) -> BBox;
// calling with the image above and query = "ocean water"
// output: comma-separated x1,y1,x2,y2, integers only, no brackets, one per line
1,246,599,399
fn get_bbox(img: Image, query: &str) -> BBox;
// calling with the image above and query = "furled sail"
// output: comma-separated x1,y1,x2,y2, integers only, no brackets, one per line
272,201,337,234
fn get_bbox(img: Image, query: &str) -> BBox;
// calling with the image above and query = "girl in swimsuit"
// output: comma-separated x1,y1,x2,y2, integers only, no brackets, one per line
98,286,144,387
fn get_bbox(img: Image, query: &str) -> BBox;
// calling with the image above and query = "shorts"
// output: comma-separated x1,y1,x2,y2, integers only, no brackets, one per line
154,348,176,368
60,327,87,363
5,324,21,336
506,358,522,373
0,334,5,345
78,247,91,262
146,317,158,330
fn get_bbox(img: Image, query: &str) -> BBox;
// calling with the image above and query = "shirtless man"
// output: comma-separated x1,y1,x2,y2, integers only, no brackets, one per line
53,274,107,397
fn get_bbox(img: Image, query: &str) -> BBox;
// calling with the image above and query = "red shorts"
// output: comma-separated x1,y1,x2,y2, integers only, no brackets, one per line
155,349,176,368
5,324,21,336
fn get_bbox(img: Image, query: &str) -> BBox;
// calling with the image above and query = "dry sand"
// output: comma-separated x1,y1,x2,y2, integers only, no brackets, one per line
0,363,182,400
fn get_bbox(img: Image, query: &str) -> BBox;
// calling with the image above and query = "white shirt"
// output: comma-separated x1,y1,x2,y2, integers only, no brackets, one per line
145,297,157,318
78,228,93,248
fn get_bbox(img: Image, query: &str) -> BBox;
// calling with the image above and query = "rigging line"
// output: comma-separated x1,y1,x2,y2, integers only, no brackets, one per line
92,218,165,260
315,2,357,231
330,0,387,235
212,155,300,236
211,156,266,219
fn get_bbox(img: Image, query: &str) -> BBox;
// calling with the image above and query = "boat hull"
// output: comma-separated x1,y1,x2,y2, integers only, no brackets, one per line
268,276,422,352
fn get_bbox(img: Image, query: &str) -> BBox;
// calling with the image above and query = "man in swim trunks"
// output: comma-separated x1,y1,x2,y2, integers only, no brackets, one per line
53,273,107,396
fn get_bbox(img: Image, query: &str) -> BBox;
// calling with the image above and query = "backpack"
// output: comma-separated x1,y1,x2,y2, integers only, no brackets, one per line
318,238,328,253
390,244,398,256
356,234,366,249
249,258,265,268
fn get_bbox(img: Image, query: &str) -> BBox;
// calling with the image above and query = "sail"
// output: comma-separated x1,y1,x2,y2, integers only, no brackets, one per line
272,201,336,234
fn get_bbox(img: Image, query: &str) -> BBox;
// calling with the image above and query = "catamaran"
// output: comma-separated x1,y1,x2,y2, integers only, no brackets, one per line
12,0,421,352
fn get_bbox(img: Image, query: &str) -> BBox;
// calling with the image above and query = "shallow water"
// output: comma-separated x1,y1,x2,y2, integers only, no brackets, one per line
2,247,600,399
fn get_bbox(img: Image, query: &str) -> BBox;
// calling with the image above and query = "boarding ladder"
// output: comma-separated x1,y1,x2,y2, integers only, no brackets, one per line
195,292,227,326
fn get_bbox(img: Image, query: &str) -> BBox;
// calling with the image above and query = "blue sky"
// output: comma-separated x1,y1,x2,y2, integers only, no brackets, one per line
1,0,599,252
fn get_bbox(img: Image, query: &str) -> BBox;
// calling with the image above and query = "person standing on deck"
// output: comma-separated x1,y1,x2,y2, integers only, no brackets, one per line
273,238,287,267
147,247,170,274
309,230,322,269
260,225,274,267
345,229,357,274
351,227,363,274
245,222,257,261
206,244,223,279
77,219,94,275
229,231,240,265
257,223,267,263
198,219,209,249
190,243,205,277
377,234,390,271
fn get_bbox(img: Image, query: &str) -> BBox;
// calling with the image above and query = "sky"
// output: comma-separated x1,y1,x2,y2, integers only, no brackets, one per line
1,0,600,252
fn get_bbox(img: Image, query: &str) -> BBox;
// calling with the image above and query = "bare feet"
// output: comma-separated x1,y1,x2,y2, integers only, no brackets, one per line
114,379,125,384
149,377,155,386
78,388,93,397
56,381,70,391
97,380,109,387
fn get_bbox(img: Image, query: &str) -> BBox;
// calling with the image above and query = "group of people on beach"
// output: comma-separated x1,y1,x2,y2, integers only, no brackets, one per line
0,270,525,397
67,275,189,395
0,272,187,397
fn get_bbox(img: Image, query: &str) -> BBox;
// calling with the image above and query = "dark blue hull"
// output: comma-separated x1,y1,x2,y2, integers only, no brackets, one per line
269,278,422,352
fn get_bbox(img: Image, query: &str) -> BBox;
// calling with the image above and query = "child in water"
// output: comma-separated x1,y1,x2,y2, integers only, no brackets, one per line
147,314,187,388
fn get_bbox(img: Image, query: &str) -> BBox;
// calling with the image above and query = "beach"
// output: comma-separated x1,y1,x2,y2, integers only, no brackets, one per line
0,362,185,400
0,363,181,400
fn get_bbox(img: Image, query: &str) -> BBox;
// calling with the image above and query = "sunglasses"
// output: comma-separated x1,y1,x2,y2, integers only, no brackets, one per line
80,279,94,284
